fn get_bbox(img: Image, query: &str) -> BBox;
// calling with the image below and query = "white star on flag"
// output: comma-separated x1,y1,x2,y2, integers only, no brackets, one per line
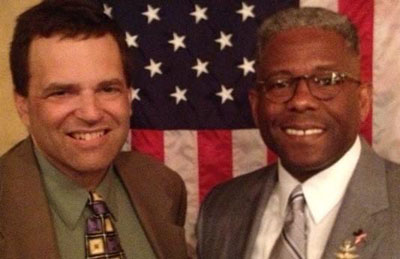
237,57,255,76
142,5,161,24
192,58,209,77
125,32,138,48
190,4,208,24
236,2,255,22
103,4,113,18
145,59,162,77
131,88,141,101
215,31,233,50
168,32,186,52
170,86,188,104
216,85,234,104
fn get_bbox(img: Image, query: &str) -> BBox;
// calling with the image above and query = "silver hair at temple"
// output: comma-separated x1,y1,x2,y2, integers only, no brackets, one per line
257,7,360,59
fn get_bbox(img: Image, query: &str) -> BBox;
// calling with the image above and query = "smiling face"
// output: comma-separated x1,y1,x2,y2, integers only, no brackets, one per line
249,28,371,181
15,34,132,181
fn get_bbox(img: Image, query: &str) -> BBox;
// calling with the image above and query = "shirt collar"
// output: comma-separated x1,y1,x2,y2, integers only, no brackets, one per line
34,147,118,229
277,136,361,223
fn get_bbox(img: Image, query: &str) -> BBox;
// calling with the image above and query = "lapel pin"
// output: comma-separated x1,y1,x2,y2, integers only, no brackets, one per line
335,240,359,259
335,229,367,259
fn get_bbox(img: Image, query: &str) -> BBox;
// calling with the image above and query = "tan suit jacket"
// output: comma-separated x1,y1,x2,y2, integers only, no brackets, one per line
0,138,188,259
197,139,400,258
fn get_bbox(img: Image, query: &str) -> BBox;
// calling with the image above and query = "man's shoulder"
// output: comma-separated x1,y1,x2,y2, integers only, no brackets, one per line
360,146,400,207
114,150,183,184
115,150,173,172
359,139,400,176
383,158,400,192
383,158,400,174
115,150,163,167
365,145,400,178
0,138,31,165
202,164,277,209
215,164,275,191
0,138,34,185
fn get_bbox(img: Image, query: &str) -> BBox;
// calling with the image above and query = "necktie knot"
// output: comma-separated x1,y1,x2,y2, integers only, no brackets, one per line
270,185,307,259
85,191,126,258
289,187,305,213
88,192,110,216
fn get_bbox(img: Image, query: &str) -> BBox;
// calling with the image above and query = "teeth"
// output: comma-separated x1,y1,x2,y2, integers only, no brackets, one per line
71,131,105,141
285,128,323,136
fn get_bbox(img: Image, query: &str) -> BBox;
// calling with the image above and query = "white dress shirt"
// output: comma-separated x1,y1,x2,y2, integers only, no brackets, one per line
250,137,361,259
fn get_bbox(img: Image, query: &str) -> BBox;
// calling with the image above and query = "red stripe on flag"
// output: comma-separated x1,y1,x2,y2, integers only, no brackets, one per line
198,130,233,202
339,0,374,144
267,149,278,165
131,129,164,162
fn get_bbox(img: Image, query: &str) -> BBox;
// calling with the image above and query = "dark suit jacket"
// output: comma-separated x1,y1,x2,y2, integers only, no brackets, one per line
197,140,400,259
0,138,188,259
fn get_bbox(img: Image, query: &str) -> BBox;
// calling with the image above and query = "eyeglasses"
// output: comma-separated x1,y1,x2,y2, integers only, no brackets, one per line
256,71,360,103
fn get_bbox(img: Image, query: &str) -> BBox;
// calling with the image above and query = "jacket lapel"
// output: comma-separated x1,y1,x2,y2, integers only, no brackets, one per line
0,138,60,258
243,166,278,259
322,141,389,259
114,152,186,259
198,167,278,259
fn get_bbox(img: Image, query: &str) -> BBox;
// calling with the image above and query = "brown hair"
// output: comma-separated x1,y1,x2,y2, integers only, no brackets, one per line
10,0,132,96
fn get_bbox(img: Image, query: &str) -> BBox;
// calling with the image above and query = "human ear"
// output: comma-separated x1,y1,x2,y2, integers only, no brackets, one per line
358,82,372,123
248,88,260,127
127,86,133,116
14,92,31,128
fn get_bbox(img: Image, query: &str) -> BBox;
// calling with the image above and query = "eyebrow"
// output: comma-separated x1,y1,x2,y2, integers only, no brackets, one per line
42,78,127,94
264,65,342,77
41,83,77,96
97,78,126,88
313,65,340,71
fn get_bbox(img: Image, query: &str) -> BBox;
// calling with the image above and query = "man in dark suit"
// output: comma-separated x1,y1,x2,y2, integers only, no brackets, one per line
197,7,400,259
0,1,187,258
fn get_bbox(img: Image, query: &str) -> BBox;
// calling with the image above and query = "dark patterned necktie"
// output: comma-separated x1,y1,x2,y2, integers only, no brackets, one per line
270,185,307,259
85,191,126,259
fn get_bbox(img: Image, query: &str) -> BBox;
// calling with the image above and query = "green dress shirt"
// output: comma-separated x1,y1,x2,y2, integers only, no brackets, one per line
35,148,156,259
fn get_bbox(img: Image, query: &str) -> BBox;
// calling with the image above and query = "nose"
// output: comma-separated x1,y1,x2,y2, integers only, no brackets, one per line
75,93,104,123
286,78,319,111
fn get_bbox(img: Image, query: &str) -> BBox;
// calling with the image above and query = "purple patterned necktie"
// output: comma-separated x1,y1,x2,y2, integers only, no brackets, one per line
85,191,126,259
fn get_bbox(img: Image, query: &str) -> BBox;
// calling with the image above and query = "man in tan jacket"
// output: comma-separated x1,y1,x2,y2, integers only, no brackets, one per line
0,1,187,258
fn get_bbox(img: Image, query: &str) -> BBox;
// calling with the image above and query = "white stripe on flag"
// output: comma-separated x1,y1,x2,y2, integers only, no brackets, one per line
122,131,131,151
300,0,338,11
163,130,199,250
372,2,400,163
232,129,267,177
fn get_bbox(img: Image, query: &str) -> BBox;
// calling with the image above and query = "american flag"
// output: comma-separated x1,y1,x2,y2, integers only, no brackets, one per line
95,0,400,254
